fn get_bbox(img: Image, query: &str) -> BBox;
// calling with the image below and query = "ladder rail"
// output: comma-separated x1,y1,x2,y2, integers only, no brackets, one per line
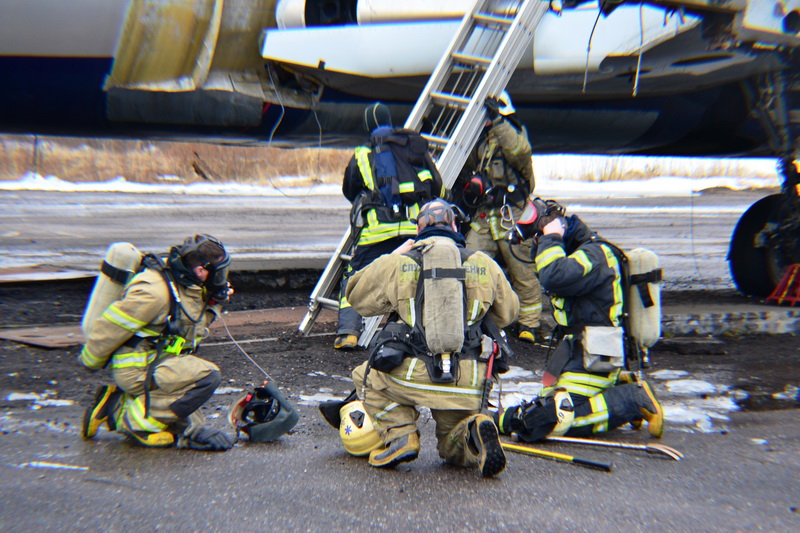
299,0,548,342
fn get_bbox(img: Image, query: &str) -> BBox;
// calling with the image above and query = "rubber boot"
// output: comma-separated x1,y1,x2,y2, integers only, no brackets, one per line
121,416,175,448
369,432,420,468
518,326,536,344
334,334,358,351
617,371,643,430
467,414,506,477
82,384,121,439
638,380,664,438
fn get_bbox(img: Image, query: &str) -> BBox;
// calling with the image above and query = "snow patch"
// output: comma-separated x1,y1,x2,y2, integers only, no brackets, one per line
665,379,720,395
650,369,689,380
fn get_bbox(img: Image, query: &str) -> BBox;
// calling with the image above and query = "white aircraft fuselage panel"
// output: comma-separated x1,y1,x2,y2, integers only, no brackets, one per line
263,5,702,78
262,21,464,77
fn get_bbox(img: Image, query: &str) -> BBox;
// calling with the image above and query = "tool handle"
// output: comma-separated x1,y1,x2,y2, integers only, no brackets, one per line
573,457,613,472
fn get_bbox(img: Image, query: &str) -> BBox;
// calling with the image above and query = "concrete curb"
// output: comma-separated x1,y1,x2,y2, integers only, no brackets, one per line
662,303,800,336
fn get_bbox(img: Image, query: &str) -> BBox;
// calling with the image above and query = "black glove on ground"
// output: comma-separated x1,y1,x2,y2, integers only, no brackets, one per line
177,426,235,451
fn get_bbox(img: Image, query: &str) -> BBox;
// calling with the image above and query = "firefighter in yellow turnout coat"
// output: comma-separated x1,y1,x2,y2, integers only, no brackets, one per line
80,235,235,451
454,93,542,343
346,200,519,477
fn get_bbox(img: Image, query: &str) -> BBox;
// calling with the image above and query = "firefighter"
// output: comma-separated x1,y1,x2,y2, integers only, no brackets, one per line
343,199,520,477
79,235,235,451
496,199,664,442
453,92,543,344
334,103,446,350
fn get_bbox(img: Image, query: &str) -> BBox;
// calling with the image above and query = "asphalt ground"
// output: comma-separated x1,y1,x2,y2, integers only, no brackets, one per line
1,187,799,530
1,283,799,531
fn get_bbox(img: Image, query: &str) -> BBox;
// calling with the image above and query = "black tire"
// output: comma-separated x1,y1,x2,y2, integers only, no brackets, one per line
728,194,786,297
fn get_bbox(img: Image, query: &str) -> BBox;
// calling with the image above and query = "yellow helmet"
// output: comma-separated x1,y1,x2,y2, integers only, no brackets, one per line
339,401,382,456
549,389,575,437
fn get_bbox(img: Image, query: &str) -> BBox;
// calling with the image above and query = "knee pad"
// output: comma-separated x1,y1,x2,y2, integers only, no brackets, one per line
169,370,221,419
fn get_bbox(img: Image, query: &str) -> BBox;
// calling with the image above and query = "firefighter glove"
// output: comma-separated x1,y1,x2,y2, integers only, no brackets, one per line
176,425,235,451
484,97,503,121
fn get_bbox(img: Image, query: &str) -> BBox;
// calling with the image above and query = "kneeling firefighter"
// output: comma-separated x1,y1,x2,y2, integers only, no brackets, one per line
79,235,237,450
321,199,520,477
497,198,665,443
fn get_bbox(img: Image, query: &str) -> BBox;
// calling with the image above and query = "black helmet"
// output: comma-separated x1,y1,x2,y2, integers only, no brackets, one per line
228,381,299,443
169,234,231,301
363,102,393,133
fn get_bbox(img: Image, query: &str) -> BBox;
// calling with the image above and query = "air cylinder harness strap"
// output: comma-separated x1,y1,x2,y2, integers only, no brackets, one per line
140,253,207,417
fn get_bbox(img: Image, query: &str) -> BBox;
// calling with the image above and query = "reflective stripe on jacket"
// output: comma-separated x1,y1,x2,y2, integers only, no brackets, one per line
535,235,623,329
80,268,216,370
354,145,428,245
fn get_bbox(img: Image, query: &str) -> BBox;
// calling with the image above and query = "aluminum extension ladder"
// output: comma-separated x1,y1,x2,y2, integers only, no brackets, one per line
298,0,549,343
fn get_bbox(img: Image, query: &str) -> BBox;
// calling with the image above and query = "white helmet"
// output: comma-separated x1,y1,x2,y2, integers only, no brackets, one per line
498,91,516,116
339,401,382,456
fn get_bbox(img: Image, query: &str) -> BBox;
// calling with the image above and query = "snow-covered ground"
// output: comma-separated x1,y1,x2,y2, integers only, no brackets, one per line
0,155,781,197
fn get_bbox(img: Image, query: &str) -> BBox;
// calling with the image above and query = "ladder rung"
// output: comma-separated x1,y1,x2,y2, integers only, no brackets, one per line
451,52,492,67
473,12,515,26
431,91,471,108
339,253,353,262
316,296,339,310
421,133,451,147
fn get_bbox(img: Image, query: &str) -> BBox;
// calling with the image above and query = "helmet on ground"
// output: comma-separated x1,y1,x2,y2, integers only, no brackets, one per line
497,91,516,116
550,388,575,436
228,381,299,443
339,400,382,456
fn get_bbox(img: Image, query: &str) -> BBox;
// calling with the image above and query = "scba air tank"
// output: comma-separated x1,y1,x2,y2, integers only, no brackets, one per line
81,242,143,337
626,248,661,349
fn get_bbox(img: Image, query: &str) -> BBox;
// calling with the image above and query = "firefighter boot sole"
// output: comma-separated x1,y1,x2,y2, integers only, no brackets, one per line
471,415,506,477
81,384,119,439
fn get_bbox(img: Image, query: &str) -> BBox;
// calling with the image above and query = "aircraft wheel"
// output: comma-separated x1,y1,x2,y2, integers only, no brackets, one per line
728,194,791,297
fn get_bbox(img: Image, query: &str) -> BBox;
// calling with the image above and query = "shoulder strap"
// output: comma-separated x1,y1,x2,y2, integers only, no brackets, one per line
142,253,182,335
587,237,642,369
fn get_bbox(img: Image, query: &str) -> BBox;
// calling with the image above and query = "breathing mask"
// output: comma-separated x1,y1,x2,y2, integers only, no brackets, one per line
506,197,566,244
171,234,231,302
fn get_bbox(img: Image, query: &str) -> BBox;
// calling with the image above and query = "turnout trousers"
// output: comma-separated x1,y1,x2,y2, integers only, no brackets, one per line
352,357,488,468
466,225,541,328
563,381,648,437
111,354,221,434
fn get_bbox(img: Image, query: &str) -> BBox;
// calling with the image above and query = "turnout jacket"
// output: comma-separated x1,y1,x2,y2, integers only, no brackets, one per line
535,233,624,330
343,130,446,246
535,232,624,394
80,268,219,372
345,235,519,331
456,117,534,240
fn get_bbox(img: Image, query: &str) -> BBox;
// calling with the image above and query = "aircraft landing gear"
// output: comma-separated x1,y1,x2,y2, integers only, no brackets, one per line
729,191,799,297
729,71,800,297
